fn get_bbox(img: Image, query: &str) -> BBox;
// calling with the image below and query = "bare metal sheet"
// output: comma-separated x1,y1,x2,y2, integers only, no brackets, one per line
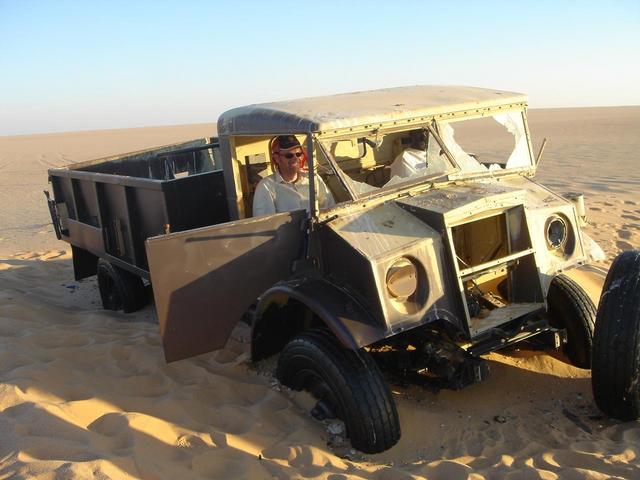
146,210,306,362
398,182,525,222
328,203,439,260
218,85,527,135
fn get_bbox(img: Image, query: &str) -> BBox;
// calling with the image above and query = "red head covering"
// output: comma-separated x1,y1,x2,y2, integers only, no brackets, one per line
269,135,307,171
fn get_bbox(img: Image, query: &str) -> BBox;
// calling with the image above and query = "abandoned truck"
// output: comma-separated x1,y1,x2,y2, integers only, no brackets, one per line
47,86,614,453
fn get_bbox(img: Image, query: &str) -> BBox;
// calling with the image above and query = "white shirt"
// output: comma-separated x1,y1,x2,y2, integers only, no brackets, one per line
252,170,335,217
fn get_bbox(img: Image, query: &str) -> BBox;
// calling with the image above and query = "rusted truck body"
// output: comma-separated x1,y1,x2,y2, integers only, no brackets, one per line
46,139,226,278
47,86,605,453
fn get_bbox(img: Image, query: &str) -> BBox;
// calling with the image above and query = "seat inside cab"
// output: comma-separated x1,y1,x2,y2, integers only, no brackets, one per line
230,135,279,218
318,129,426,199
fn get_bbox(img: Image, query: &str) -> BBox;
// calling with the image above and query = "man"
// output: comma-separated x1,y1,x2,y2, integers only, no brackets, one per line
388,129,429,180
252,135,335,217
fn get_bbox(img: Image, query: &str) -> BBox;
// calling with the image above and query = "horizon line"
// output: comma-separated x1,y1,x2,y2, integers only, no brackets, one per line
2,104,639,139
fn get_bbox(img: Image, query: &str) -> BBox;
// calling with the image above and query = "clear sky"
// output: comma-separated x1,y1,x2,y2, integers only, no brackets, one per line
1,0,638,136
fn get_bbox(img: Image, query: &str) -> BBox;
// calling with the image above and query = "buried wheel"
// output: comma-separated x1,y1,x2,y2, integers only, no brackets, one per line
547,273,596,368
97,259,146,313
276,328,400,453
592,250,640,420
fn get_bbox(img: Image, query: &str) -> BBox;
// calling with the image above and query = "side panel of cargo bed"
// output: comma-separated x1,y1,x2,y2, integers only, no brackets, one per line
47,168,229,279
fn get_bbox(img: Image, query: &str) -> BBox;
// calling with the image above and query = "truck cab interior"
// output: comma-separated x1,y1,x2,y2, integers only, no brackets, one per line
231,130,438,217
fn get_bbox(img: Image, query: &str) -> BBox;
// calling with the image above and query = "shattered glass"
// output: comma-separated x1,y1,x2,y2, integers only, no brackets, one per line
315,110,534,206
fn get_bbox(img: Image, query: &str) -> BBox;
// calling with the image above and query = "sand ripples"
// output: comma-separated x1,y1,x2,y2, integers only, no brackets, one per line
0,251,638,479
1,108,639,478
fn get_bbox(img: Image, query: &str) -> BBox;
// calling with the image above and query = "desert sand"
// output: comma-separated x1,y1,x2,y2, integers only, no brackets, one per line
1,106,639,479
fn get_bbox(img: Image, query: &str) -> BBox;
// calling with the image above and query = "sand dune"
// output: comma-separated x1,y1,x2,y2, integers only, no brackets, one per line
529,106,640,263
0,123,215,256
1,107,639,479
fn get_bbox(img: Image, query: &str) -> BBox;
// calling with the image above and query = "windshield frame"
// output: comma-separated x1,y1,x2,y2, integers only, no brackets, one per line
314,122,460,204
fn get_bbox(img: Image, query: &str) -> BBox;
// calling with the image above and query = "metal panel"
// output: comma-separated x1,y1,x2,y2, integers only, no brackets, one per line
324,202,464,334
126,186,168,270
48,168,163,189
98,183,134,261
71,178,100,227
253,278,388,357
163,170,229,232
217,86,527,136
58,176,77,220
397,183,525,222
71,245,98,280
146,210,307,362
321,227,385,324
66,219,105,253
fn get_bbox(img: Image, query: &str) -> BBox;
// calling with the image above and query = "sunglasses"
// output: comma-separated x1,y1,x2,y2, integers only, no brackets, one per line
278,150,304,159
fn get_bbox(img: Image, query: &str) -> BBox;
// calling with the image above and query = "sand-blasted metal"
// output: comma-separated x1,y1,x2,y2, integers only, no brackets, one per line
46,85,612,453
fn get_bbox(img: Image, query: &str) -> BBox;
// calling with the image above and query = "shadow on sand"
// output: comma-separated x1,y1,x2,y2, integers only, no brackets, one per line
0,255,637,479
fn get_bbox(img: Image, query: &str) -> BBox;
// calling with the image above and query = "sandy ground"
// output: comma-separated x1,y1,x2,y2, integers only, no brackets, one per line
0,107,639,479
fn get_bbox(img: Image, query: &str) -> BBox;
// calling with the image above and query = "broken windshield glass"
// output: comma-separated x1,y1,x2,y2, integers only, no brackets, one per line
313,111,532,208
439,111,533,174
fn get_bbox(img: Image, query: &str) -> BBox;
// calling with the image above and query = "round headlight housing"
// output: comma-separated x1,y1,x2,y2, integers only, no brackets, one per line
546,215,568,250
386,258,418,301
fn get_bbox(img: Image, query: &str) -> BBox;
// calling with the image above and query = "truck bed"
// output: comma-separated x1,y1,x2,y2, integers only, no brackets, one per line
46,137,229,279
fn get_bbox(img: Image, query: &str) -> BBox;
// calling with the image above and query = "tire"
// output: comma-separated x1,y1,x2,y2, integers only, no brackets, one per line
97,259,146,313
547,273,596,368
277,328,400,453
592,250,640,420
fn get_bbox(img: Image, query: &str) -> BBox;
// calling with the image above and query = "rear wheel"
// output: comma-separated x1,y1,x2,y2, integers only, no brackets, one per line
592,250,640,420
547,273,596,368
277,328,400,453
97,259,146,313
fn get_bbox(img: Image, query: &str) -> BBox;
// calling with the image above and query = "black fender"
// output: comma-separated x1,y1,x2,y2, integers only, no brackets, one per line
251,277,388,361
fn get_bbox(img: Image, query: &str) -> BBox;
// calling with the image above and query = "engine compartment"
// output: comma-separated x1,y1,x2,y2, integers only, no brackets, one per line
451,206,543,336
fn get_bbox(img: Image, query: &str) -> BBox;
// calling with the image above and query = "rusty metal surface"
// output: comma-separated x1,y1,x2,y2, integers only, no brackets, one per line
217,86,527,136
397,183,525,221
65,219,105,253
254,277,388,353
145,210,307,362
324,202,466,335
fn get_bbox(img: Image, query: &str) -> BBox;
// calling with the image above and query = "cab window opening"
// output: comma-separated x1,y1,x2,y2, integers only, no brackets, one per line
313,111,534,204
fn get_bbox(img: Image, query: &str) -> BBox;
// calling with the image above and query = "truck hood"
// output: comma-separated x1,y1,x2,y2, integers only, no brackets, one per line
395,181,527,227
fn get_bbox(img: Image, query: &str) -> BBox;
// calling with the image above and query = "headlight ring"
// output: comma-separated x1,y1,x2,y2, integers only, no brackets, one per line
386,257,418,301
545,215,568,250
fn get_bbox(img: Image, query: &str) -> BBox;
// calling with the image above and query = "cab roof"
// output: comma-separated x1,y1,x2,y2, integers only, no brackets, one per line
217,85,527,136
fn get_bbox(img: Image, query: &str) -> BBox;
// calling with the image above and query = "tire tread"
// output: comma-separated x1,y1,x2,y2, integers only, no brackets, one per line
592,250,640,420
97,259,146,313
548,273,596,368
277,328,400,453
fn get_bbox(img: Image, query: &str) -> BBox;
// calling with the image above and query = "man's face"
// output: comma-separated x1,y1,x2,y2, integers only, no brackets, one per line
274,147,304,180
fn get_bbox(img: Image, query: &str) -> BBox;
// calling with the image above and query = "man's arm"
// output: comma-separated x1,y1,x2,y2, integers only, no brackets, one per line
252,179,277,217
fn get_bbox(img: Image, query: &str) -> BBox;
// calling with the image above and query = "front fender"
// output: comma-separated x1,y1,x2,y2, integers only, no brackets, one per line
251,277,388,361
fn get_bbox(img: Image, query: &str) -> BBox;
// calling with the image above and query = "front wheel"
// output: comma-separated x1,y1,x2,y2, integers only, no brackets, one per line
547,273,596,368
277,328,400,453
592,250,640,420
